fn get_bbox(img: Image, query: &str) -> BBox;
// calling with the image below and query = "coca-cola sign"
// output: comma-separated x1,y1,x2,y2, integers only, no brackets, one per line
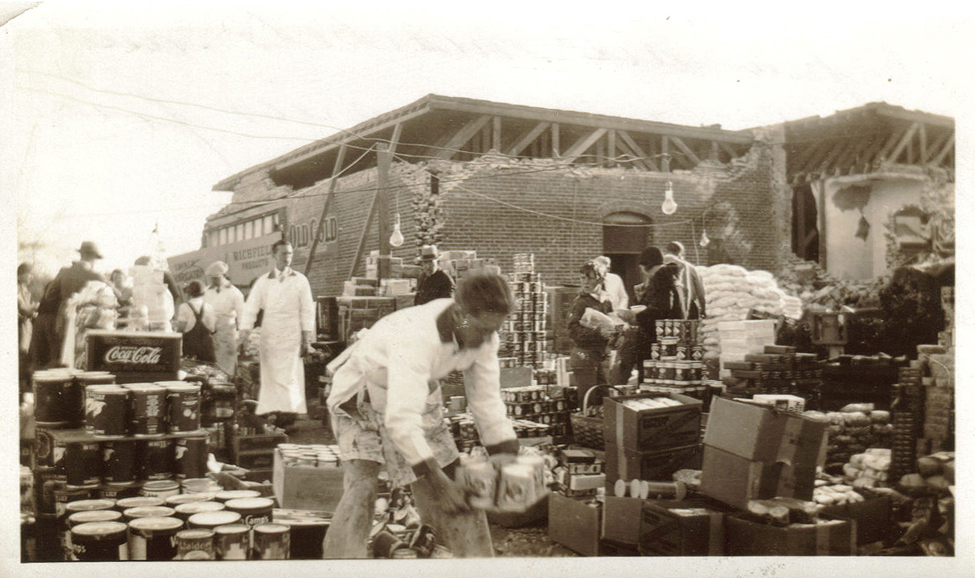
105,346,163,365
87,330,181,374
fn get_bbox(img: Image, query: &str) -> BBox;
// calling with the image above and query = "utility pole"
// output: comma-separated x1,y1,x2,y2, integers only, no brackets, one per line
376,143,391,280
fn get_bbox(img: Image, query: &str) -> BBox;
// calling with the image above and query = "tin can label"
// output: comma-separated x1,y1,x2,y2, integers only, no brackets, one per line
102,440,137,484
66,442,102,486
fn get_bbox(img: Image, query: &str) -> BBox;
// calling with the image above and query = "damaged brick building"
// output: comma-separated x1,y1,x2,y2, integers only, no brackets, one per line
189,95,795,298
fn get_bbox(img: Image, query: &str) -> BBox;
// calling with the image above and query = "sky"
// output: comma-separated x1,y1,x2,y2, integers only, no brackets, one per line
3,2,972,279
2,3,974,575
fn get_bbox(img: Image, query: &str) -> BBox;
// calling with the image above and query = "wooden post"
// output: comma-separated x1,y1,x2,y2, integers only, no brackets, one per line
493,116,502,152
377,143,391,271
304,144,347,275
552,123,560,157
661,136,670,172
607,129,616,167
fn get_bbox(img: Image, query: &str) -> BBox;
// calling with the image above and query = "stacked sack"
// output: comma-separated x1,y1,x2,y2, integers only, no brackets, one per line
64,281,119,369
696,265,793,358
841,448,892,490
803,404,892,473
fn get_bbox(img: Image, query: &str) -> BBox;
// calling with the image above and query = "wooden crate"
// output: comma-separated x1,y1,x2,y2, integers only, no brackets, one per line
272,450,345,513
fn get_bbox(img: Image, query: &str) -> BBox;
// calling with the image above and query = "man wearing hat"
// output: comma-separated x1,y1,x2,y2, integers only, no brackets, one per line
30,241,110,369
203,260,246,375
414,245,455,306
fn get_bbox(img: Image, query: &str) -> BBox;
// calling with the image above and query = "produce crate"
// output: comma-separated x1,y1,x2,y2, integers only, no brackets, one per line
603,442,701,484
548,492,602,556
638,498,730,556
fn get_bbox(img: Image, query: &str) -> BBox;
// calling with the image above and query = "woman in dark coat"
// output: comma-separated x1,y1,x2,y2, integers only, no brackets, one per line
566,261,617,396
614,247,683,384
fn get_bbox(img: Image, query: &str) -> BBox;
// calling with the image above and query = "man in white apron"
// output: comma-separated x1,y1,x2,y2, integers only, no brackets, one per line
203,260,246,376
323,272,519,558
239,241,315,426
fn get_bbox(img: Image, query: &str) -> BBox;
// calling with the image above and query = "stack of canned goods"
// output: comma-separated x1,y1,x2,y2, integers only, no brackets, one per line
276,443,342,469
500,385,572,437
641,319,707,397
499,254,548,369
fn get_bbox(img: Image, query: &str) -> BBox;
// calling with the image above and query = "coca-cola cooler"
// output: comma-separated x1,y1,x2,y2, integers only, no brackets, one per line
86,330,182,384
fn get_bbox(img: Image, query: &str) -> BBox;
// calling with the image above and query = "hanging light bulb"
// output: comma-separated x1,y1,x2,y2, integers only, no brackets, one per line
661,181,678,215
389,213,405,248
699,229,710,247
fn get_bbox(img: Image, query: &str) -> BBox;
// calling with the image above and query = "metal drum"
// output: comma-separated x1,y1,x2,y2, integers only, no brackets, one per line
124,383,168,436
85,385,131,436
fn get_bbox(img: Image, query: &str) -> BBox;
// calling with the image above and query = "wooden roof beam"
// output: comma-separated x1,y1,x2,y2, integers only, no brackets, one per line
506,122,551,156
613,136,653,171
617,131,660,171
562,128,608,163
931,134,955,165
668,136,701,167
794,139,835,174
881,122,919,164
435,115,492,160
922,131,952,164
831,137,871,174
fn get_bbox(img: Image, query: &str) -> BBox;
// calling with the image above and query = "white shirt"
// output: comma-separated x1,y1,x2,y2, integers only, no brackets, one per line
175,297,216,333
602,272,629,310
327,298,516,466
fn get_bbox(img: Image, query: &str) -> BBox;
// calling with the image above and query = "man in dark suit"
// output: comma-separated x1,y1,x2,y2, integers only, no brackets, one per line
30,241,110,369
414,245,455,306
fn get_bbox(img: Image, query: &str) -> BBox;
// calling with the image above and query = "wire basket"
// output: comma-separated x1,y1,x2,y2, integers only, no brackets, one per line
570,385,626,450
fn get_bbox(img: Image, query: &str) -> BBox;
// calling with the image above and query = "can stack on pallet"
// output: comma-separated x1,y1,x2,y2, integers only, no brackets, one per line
889,365,926,481
719,344,823,407
642,319,708,402
500,385,575,438
500,253,548,370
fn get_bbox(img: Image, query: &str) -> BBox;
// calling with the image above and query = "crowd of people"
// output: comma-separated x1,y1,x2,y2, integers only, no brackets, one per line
566,242,708,397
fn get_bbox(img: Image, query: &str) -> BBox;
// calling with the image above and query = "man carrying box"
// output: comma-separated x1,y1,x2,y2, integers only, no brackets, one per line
323,272,519,558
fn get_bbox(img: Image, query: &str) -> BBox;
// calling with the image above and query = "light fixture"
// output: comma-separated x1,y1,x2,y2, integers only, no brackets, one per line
699,230,710,247
661,181,678,215
389,213,405,247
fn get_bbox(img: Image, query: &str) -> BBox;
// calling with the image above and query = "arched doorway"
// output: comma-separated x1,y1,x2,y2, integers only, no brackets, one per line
603,212,652,304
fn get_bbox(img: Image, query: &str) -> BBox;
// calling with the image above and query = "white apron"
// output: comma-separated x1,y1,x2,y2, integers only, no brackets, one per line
247,272,311,415
204,285,245,376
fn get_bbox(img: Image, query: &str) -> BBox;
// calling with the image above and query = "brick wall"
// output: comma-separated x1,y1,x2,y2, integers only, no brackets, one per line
220,139,788,296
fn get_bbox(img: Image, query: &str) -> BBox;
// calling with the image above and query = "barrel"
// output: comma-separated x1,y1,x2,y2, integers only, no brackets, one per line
85,385,131,436
140,437,175,480
252,524,290,560
174,434,208,479
32,371,74,428
213,524,250,560
141,479,181,499
187,510,242,530
127,516,184,560
71,521,128,561
175,528,215,560
273,510,329,560
123,383,168,436
174,501,225,524
65,440,102,486
101,439,138,484
162,383,201,433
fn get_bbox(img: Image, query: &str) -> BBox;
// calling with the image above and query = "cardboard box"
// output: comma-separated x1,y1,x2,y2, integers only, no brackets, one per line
699,445,817,509
272,450,345,513
604,442,701,484
820,496,892,545
603,393,702,452
703,396,827,463
723,515,855,556
638,498,729,556
601,496,645,546
500,366,533,389
548,492,602,556
750,394,806,413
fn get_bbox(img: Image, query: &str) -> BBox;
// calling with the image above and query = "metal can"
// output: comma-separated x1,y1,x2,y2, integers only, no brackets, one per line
650,342,661,360
187,510,243,530
124,383,168,436
165,493,214,508
140,438,175,481
175,528,215,560
675,344,689,361
459,461,497,510
174,434,209,479
214,489,261,503
372,529,408,558
61,499,117,560
101,439,138,484
213,523,250,560
65,440,102,486
122,505,176,523
163,383,202,433
54,484,96,519
273,511,329,560
127,516,183,560
252,523,290,559
98,481,142,501
181,477,223,495
225,497,274,530
673,363,687,383
85,384,131,436
690,345,705,361
115,496,164,512
71,520,128,561
32,371,75,429
141,479,181,499
74,372,116,428
654,320,665,339
174,501,225,524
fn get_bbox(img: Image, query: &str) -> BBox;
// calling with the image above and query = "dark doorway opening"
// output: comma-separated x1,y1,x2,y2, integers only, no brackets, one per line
792,184,820,263
603,212,652,304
